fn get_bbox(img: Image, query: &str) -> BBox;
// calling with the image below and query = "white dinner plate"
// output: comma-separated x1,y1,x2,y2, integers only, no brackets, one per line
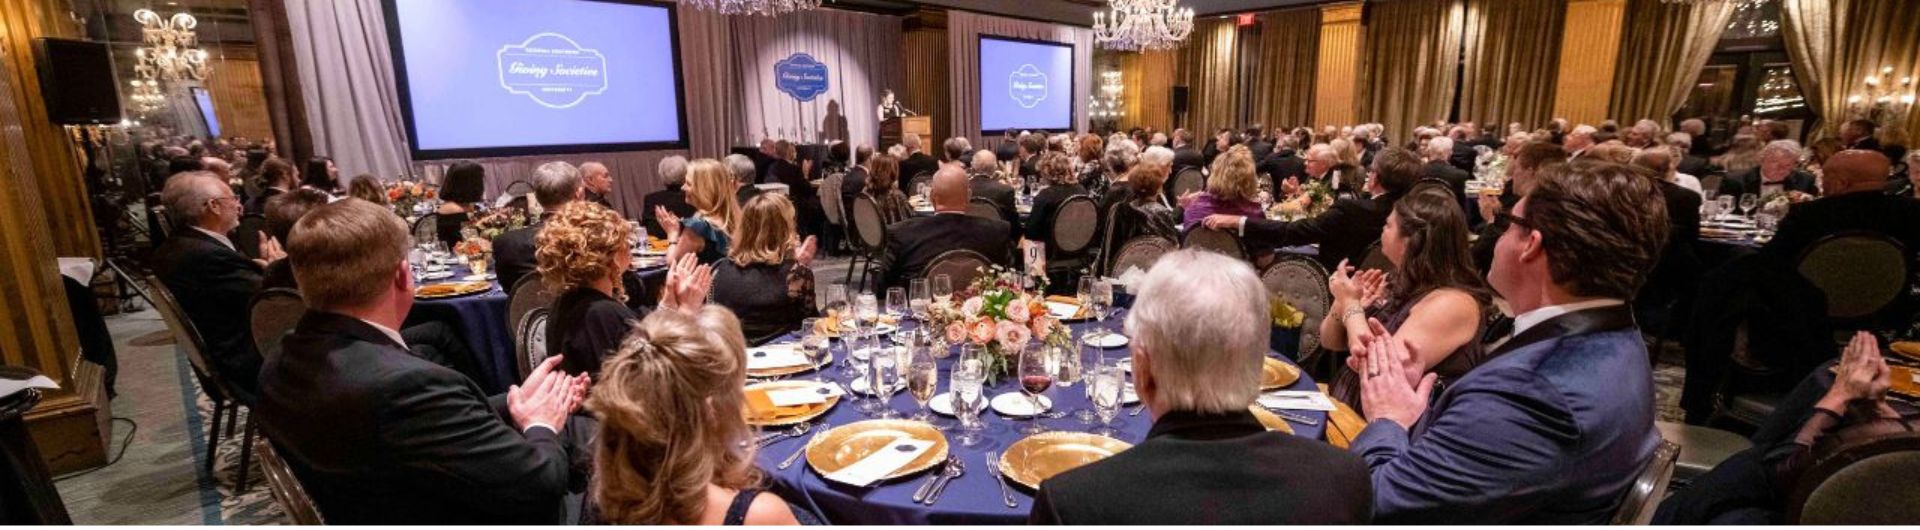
928,392,989,416
990,392,1053,417
418,270,454,281
846,376,906,396
1083,333,1129,349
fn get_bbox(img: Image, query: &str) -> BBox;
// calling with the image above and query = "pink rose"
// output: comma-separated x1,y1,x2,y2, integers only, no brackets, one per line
961,297,985,317
968,320,996,345
996,320,1032,351
1005,298,1031,324
1028,316,1051,338
945,322,968,344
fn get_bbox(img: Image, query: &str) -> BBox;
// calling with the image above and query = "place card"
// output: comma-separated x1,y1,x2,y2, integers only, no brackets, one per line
1045,301,1081,319
747,344,810,370
767,386,832,407
1258,390,1338,412
822,436,933,487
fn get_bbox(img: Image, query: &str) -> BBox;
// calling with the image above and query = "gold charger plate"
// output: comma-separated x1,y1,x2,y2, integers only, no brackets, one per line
1248,406,1295,435
812,312,901,339
805,419,948,482
1261,357,1301,390
998,431,1133,490
1892,366,1920,399
414,281,492,299
743,381,840,427
1889,342,1920,363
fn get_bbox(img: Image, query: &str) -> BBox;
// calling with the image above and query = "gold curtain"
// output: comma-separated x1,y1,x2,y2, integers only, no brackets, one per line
1179,18,1241,131
1781,0,1920,139
1361,0,1465,144
902,27,949,150
201,48,276,142
1313,3,1365,128
1250,8,1320,129
1121,50,1177,130
1458,0,1563,131
1608,0,1736,124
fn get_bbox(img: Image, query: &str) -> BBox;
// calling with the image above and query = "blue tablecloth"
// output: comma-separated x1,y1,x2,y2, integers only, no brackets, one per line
408,265,670,393
753,312,1326,525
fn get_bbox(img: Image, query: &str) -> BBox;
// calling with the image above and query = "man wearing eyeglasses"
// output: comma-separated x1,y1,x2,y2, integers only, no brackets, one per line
152,171,285,401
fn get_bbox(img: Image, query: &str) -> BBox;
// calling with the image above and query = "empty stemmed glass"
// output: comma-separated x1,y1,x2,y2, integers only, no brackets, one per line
798,318,830,383
932,275,953,305
951,345,988,446
908,279,931,321
1088,362,1124,437
1089,279,1114,339
1075,339,1103,423
862,340,898,418
1739,193,1759,218
1018,344,1053,435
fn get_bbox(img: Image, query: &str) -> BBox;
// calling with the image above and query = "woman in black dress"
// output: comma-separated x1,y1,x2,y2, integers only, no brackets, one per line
536,202,640,377
710,193,819,344
435,161,486,247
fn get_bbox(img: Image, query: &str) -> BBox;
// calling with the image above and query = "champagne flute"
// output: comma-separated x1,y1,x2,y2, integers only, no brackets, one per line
1090,279,1114,339
885,287,907,326
907,344,938,423
908,279,930,321
1089,363,1124,437
1739,193,1758,218
1018,344,1053,435
798,318,829,383
951,346,987,446
931,275,953,305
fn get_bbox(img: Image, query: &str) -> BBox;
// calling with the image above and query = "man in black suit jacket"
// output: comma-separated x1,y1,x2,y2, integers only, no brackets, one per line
1204,148,1422,270
1629,150,1704,318
1170,129,1205,175
897,133,939,184
1762,150,1920,263
1016,134,1044,183
876,166,1011,290
966,150,1022,241
580,162,616,211
495,162,584,292
1030,250,1371,524
1422,140,1472,214
639,156,693,239
245,158,296,215
152,172,275,400
257,198,588,524
1720,142,1819,197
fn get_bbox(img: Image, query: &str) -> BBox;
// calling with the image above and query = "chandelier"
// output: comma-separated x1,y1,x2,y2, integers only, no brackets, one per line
1093,0,1194,52
1845,65,1915,125
1091,70,1125,120
132,9,210,82
679,0,821,16
127,79,165,114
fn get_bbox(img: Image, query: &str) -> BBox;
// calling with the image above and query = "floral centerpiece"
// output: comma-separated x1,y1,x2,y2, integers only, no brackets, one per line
386,179,436,218
1268,179,1335,222
925,266,1075,383
453,207,529,274
1270,298,1306,329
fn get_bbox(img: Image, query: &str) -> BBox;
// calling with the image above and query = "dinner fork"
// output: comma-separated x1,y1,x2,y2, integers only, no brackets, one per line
985,451,1017,508
752,422,813,447
777,427,828,470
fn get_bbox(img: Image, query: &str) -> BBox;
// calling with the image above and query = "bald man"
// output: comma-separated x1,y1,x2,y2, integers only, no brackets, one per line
874,166,1011,289
1762,150,1920,262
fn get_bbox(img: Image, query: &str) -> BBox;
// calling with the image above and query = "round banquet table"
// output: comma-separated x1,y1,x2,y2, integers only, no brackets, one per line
752,311,1326,525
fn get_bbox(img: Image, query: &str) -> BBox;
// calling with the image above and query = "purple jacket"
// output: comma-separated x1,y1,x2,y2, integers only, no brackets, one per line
1180,192,1263,231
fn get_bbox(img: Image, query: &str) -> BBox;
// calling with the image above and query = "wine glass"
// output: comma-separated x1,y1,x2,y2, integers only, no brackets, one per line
840,312,867,379
908,279,930,321
932,275,953,305
951,346,988,446
1715,196,1735,220
1018,344,1053,435
823,282,850,320
1089,279,1114,338
863,344,897,418
1089,363,1124,437
856,293,880,327
798,318,830,383
885,287,907,325
1739,193,1758,218
907,344,938,423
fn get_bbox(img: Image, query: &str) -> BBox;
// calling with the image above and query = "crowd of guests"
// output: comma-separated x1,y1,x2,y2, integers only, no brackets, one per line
141,108,1920,524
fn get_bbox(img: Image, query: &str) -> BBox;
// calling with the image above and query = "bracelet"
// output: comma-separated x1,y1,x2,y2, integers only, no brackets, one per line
1340,306,1368,324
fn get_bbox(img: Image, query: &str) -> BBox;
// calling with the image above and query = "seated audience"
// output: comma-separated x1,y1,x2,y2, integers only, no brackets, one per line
495,162,582,292
967,150,1022,240
347,174,387,205
153,171,279,400
586,307,801,525
711,193,820,344
256,198,588,524
657,159,741,265
1074,134,1106,189
1352,160,1666,523
435,161,487,248
540,202,708,378
860,153,913,226
581,161,616,210
1204,147,1421,270
1628,148,1704,313
1721,140,1818,197
1024,151,1088,245
1170,129,1204,175
640,156,694,240
1321,184,1491,416
1029,250,1372,524
247,158,297,214
1102,146,1181,269
1096,139,1142,210
1180,145,1263,231
838,145,875,214
302,156,341,195
1762,150,1920,263
726,153,762,207
261,189,334,291
1419,137,1471,205
1473,142,1567,271
875,165,1012,289
897,133,938,185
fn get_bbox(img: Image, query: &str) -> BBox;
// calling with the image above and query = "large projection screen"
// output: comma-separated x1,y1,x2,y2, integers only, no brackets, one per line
977,35,1075,134
383,0,689,159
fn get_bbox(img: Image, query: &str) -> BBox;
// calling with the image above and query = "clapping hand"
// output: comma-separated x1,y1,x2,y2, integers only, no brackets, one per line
660,253,714,313
254,233,287,268
653,206,682,240
1201,214,1244,231
1827,332,1892,409
1358,332,1435,430
1345,317,1391,375
1282,177,1302,198
507,356,589,434
1328,260,1387,308
1177,190,1202,209
794,235,819,267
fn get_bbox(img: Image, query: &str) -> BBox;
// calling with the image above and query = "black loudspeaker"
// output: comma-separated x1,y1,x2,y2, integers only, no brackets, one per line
1171,86,1189,115
34,38,122,125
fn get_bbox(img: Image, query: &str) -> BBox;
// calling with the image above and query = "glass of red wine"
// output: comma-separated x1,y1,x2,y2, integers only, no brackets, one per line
1018,343,1053,435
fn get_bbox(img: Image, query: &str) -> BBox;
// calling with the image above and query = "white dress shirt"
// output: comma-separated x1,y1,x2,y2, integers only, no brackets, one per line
190,226,236,251
1509,298,1626,338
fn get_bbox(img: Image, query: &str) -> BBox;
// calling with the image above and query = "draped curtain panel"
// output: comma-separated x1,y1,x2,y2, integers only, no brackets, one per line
1251,8,1320,129
1607,0,1736,125
946,11,1094,146
200,52,277,144
1121,50,1177,131
1781,0,1920,139
902,28,951,150
284,0,414,184
1360,0,1466,146
1458,0,1564,131
1179,19,1241,132
679,8,740,159
730,10,903,149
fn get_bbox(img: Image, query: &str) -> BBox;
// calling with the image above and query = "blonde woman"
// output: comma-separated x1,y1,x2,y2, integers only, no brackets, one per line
657,159,741,265
710,194,820,344
1180,145,1262,231
539,202,712,377
587,307,801,525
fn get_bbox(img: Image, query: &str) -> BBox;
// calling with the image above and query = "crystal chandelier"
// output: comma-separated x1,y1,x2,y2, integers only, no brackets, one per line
679,0,822,16
1091,70,1125,120
1093,0,1194,52
127,79,166,114
132,9,210,82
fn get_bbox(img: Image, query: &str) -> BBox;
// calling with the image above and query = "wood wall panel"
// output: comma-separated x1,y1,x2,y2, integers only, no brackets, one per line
202,48,275,142
901,28,949,152
1120,49,1175,130
1551,0,1627,126
0,0,98,260
1313,3,1363,128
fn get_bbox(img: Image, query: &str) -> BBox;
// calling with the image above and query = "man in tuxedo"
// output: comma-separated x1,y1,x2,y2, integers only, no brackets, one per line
257,198,589,524
579,162,616,210
1629,149,1704,327
1668,132,1716,183
494,162,583,292
1762,150,1920,263
1564,124,1597,160
1840,119,1883,152
245,158,296,215
967,150,1021,240
1202,147,1422,270
260,189,333,291
1720,140,1819,197
941,136,974,166
1354,160,1665,523
993,129,1020,166
152,171,278,400
1258,136,1306,183
1170,129,1205,175
1243,124,1275,162
897,133,939,183
1421,136,1472,208
1016,133,1044,183
1030,250,1371,524
639,156,693,240
1445,127,1480,172
875,165,1011,289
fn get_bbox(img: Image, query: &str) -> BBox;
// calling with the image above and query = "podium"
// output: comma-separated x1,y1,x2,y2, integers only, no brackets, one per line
879,116,930,148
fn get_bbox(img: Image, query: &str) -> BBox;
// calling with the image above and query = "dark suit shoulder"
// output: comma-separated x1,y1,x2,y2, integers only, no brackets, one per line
1038,431,1371,524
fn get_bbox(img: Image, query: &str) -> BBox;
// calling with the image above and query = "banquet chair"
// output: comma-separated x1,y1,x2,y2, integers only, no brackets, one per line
151,204,174,240
501,180,532,200
847,196,886,286
254,437,326,525
139,273,259,491
1107,236,1176,279
410,213,439,246
1699,174,1724,195
1609,439,1679,525
1793,231,1909,330
965,198,1002,222
1169,168,1205,198
1182,225,1246,261
924,249,993,288
819,172,846,254
249,288,308,362
1788,431,1920,524
507,273,557,380
908,172,934,194
233,214,267,260
1357,241,1393,273
1655,420,1752,486
515,308,552,381
1261,256,1331,363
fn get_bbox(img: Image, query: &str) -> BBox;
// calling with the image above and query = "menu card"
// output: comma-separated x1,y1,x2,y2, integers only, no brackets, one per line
822,436,933,487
